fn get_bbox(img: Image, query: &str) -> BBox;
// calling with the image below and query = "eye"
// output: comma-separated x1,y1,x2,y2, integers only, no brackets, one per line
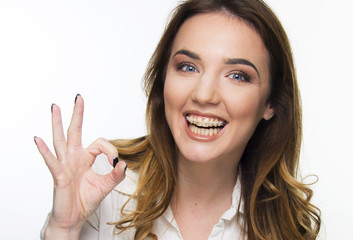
177,62,198,73
228,71,251,82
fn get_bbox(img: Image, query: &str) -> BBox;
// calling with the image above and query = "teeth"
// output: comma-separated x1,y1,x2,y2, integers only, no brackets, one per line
204,118,209,127
186,114,226,128
214,128,218,135
188,120,222,137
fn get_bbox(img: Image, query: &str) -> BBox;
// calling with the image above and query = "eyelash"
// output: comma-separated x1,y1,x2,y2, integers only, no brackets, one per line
176,61,251,82
176,62,198,72
227,71,251,82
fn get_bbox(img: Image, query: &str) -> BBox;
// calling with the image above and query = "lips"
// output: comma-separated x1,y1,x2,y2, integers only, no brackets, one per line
185,113,227,138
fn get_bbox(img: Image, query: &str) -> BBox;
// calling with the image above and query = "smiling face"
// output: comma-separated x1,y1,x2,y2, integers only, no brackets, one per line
164,12,274,165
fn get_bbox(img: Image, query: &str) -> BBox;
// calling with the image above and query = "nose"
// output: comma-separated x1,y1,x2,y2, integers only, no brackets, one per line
191,73,221,105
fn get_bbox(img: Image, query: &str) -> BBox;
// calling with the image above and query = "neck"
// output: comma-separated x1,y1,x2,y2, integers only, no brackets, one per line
174,154,239,206
171,153,241,239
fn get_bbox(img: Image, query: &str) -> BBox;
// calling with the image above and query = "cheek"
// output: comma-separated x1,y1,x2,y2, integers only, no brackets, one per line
164,77,177,112
163,75,186,122
225,87,267,121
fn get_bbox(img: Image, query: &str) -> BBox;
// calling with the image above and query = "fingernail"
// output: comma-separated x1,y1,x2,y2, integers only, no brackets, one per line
34,136,37,145
51,103,55,113
74,94,81,104
113,157,119,168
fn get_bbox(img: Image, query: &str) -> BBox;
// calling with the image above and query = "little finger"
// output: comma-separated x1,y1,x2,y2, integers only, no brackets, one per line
34,136,62,177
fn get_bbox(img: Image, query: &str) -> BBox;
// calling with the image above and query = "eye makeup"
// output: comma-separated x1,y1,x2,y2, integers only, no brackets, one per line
227,70,251,82
224,58,260,78
176,62,198,72
171,48,259,83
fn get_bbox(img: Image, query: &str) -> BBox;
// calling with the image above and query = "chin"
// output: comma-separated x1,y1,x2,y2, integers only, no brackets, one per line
176,142,224,164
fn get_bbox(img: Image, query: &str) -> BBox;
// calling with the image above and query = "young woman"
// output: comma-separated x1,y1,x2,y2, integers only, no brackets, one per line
36,0,321,239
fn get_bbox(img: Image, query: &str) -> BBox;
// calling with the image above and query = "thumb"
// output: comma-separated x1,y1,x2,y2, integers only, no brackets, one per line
100,160,127,196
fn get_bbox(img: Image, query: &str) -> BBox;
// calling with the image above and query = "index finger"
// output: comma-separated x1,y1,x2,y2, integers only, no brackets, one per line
86,138,119,167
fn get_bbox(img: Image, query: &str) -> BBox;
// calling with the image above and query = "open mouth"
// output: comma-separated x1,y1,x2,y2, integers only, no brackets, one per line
185,113,227,137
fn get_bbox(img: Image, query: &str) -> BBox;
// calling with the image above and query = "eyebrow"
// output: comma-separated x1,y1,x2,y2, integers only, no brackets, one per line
225,58,260,77
172,49,260,77
172,49,201,60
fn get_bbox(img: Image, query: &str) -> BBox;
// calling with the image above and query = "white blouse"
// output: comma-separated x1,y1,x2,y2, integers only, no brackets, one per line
41,156,245,239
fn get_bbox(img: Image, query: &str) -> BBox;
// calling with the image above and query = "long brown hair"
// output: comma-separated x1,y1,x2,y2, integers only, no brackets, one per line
111,0,321,239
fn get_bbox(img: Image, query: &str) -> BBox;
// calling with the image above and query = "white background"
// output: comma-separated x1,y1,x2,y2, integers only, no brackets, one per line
0,0,352,239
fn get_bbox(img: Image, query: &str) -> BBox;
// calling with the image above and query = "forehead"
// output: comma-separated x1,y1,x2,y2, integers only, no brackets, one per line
171,12,270,78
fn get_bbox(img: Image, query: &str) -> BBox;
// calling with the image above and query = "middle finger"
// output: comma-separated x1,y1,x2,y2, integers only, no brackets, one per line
67,94,84,149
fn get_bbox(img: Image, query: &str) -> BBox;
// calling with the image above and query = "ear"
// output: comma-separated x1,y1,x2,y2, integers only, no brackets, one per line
263,104,275,121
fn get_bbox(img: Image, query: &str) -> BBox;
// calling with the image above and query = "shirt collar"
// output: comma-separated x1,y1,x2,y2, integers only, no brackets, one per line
115,168,244,218
220,171,244,221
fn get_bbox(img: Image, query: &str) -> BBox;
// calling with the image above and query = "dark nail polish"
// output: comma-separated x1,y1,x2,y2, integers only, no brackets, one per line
34,136,37,145
124,164,127,172
51,103,55,113
74,94,81,104
113,157,119,168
